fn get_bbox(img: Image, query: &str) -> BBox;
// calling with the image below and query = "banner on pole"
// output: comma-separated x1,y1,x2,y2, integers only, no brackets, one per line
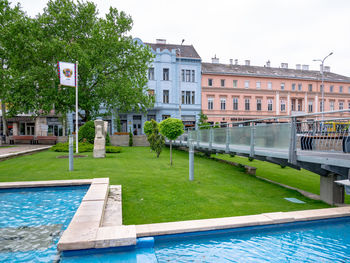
58,61,76,87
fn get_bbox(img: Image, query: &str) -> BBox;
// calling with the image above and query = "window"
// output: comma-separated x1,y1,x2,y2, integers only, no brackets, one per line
208,79,213,86
163,90,169,103
163,68,169,80
207,98,213,110
245,81,249,89
268,99,273,111
308,101,313,113
330,85,334,93
348,87,350,93
297,99,302,111
186,70,191,82
339,101,344,110
19,122,35,136
291,99,295,111
267,82,272,90
281,83,285,90
233,97,238,110
256,82,261,89
191,70,195,82
330,101,335,111
220,98,226,110
162,115,170,120
181,69,185,82
191,91,195,104
221,79,225,87
280,100,286,112
148,68,154,80
348,102,350,109
292,83,296,91
339,86,343,93
245,98,250,111
233,80,237,88
320,84,324,93
256,99,262,111
185,91,191,104
181,91,185,104
147,115,156,121
308,84,312,92
298,83,302,91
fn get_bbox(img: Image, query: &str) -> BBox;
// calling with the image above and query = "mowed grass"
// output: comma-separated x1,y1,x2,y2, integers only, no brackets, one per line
0,147,330,225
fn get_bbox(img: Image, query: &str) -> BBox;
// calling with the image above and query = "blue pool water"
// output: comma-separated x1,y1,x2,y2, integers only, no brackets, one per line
62,217,350,263
0,186,88,262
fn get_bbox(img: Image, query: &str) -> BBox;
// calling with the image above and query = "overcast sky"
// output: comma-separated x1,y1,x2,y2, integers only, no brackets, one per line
14,0,350,76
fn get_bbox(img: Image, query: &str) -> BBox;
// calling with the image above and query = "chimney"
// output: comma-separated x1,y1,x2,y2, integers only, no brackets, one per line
302,64,309,70
281,63,288,69
296,64,301,70
235,59,238,65
211,55,219,64
324,66,330,72
229,59,233,65
156,39,166,44
245,60,250,66
266,60,271,67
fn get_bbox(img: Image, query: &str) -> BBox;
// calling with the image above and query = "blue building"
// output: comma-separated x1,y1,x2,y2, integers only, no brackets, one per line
68,38,202,135
114,38,202,135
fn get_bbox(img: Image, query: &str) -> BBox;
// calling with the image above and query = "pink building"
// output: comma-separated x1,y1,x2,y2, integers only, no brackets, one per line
202,59,350,124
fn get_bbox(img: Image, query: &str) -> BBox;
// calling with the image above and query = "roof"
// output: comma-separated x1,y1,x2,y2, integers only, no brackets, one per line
145,42,201,60
202,62,350,83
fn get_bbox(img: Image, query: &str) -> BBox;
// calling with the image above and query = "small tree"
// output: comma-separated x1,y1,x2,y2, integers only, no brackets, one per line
143,120,153,137
159,118,184,165
78,120,110,145
115,115,122,133
129,128,133,146
148,120,164,158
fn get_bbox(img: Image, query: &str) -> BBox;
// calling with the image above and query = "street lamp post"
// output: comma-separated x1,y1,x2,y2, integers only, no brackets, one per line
178,39,185,120
313,52,333,120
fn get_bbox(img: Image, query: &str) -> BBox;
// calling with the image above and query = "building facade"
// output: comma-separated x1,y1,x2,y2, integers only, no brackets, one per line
110,38,202,135
202,59,350,125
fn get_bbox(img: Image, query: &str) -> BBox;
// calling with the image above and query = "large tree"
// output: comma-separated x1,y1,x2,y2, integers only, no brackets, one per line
1,0,154,124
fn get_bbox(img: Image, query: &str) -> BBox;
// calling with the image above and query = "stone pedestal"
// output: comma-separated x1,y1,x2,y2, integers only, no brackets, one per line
320,173,344,205
93,120,107,158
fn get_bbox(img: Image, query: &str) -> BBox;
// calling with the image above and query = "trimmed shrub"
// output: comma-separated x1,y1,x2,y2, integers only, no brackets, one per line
106,146,122,153
129,128,133,146
51,142,121,153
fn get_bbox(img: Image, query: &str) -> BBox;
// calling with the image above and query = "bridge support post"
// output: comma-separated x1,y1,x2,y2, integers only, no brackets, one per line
288,117,297,165
250,124,255,158
320,173,344,205
225,125,230,153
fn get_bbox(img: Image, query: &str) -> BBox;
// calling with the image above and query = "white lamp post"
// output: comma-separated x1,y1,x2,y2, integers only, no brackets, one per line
313,52,333,120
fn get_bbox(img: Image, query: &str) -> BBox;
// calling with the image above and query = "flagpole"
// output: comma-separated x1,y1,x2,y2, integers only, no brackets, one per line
75,61,79,153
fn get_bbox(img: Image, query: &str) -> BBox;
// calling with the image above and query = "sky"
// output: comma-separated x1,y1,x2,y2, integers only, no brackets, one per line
13,0,350,76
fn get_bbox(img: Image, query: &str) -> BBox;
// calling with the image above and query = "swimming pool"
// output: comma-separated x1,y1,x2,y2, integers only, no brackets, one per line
61,216,350,262
0,185,88,262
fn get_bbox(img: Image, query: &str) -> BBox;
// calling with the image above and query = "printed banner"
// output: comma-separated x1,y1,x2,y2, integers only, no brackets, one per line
58,61,76,87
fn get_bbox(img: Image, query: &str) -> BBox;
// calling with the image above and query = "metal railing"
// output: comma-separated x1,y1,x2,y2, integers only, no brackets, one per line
175,110,350,164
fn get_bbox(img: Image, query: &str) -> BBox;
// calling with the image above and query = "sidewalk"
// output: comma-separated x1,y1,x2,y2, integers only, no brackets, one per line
0,145,52,160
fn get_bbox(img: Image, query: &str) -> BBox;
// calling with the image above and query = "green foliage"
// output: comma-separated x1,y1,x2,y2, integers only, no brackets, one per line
78,121,95,144
280,164,286,168
51,142,121,153
143,121,153,136
147,120,164,158
159,118,184,140
129,128,133,147
115,115,122,133
214,122,220,128
1,0,154,121
51,142,93,152
198,111,210,129
248,157,254,162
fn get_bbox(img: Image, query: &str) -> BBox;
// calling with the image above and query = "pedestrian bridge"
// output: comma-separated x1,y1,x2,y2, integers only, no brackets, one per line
171,111,350,205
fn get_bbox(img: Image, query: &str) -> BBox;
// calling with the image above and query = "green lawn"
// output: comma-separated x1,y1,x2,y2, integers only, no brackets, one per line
0,147,330,225
213,154,321,194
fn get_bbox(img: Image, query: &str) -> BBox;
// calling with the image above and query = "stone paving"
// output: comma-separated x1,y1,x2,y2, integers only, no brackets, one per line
0,144,51,160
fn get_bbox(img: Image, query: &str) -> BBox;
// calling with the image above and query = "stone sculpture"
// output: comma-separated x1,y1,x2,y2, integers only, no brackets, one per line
93,119,107,158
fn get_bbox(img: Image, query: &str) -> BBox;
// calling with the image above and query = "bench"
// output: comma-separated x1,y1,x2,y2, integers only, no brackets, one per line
10,135,35,144
35,136,58,145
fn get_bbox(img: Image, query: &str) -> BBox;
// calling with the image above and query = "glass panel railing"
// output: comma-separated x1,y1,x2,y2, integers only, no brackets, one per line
255,123,290,149
229,126,251,146
200,129,210,143
213,128,226,145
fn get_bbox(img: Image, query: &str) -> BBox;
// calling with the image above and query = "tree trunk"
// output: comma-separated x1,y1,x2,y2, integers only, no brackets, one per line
170,139,172,166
